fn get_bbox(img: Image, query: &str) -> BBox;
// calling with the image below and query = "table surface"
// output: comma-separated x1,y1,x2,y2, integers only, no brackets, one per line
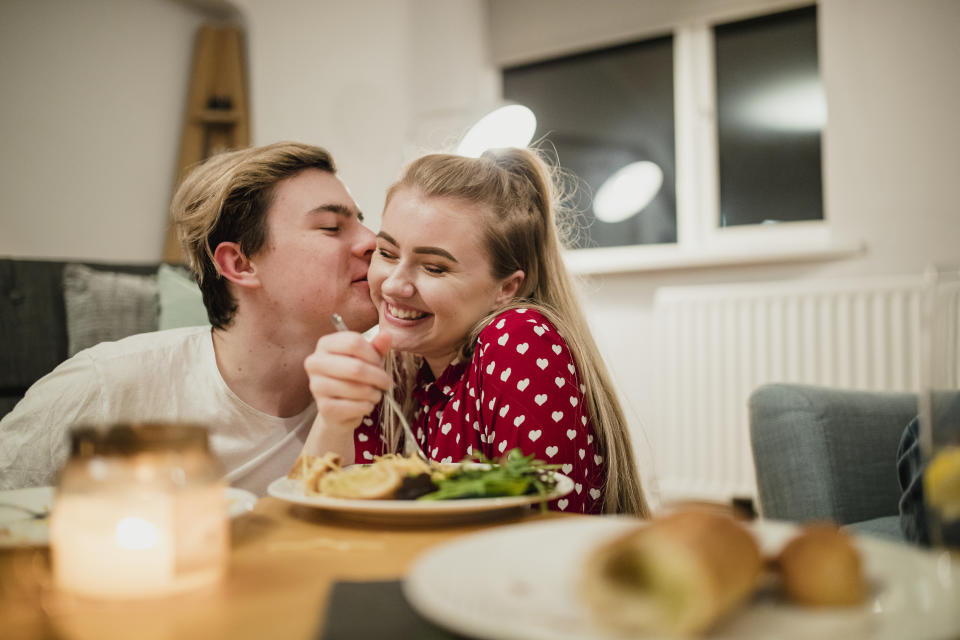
0,496,573,640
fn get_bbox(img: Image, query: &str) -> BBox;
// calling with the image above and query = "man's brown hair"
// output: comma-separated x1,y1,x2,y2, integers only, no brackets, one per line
170,142,336,328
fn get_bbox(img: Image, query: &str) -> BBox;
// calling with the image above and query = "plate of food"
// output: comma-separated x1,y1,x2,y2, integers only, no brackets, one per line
268,449,574,525
404,512,960,640
0,486,258,548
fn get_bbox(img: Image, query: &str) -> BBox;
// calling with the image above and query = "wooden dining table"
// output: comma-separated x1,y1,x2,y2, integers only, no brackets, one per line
0,497,573,640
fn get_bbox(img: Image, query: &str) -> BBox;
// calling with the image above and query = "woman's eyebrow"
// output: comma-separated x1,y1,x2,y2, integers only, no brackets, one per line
377,231,458,263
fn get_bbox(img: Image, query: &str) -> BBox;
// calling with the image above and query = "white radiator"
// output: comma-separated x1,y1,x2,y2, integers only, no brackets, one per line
650,276,924,504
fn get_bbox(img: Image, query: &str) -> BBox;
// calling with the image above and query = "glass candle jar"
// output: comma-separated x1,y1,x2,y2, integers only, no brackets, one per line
50,423,228,599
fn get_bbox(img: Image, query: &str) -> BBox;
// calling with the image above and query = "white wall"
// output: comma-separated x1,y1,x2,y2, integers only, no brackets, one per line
232,0,497,227
0,0,209,262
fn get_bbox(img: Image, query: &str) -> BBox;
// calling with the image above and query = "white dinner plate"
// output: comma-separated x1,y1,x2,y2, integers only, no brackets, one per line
267,472,574,526
404,517,960,640
0,486,257,548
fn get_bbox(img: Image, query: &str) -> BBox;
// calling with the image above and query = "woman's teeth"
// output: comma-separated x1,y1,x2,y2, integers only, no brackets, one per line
388,305,427,320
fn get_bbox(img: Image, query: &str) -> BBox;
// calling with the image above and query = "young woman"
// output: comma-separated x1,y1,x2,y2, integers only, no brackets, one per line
303,148,649,516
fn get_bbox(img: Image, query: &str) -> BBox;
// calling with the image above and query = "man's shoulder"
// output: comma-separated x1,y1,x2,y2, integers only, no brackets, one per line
79,326,211,362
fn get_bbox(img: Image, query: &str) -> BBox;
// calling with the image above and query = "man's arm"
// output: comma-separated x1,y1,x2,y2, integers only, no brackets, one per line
0,354,103,490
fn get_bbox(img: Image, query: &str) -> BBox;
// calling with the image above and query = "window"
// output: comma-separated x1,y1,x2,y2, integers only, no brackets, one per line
500,4,836,271
715,6,823,227
504,37,676,248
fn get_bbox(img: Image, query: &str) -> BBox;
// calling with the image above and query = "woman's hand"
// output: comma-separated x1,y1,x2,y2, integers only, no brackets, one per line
301,330,393,458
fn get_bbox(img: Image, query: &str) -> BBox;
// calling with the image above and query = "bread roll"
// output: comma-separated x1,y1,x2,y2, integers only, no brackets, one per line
776,524,866,606
581,510,762,636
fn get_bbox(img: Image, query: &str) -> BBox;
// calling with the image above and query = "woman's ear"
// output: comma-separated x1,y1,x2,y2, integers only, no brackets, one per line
212,241,260,289
495,270,525,305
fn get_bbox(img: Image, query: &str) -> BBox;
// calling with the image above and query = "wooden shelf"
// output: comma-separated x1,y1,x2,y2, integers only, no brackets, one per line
195,109,243,124
163,25,250,264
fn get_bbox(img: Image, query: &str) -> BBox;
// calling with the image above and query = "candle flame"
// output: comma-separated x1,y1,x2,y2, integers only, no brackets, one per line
114,516,160,550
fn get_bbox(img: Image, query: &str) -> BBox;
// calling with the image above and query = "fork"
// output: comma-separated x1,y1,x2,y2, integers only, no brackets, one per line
330,314,429,462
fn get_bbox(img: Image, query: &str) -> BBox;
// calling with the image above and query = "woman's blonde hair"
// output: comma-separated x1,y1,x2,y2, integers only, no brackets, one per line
171,142,336,328
379,147,650,516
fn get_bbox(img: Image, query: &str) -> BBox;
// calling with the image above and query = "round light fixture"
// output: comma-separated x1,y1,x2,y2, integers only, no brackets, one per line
457,105,537,158
593,161,664,223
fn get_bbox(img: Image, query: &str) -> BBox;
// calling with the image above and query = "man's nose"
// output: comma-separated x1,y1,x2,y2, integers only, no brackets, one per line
354,225,376,259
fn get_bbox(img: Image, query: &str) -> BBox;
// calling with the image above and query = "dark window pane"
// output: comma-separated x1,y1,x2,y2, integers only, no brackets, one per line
503,36,676,248
715,5,824,227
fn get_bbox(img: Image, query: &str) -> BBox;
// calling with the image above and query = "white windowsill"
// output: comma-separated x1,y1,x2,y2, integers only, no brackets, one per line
562,239,865,276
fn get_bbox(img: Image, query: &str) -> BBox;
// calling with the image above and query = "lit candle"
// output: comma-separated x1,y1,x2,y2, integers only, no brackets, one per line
50,424,228,599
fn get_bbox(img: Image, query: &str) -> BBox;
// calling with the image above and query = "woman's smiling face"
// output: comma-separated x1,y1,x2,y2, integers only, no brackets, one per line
370,187,522,376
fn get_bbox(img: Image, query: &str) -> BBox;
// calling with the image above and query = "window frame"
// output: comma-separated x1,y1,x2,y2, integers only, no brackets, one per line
556,8,861,276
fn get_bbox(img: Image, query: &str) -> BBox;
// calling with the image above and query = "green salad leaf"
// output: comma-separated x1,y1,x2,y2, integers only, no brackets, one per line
418,448,559,509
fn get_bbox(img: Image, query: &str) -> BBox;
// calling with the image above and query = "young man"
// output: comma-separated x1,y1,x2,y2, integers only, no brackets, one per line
0,142,378,494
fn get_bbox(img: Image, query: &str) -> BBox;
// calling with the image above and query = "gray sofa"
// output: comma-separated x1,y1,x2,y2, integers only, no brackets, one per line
0,258,206,419
748,383,916,541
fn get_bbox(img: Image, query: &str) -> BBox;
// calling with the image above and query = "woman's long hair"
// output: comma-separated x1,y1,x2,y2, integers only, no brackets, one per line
378,148,650,517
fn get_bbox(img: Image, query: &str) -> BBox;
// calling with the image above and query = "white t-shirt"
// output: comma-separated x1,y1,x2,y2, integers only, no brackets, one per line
0,326,316,495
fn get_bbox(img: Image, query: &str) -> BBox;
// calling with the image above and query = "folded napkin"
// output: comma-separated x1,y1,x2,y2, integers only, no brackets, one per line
320,580,469,640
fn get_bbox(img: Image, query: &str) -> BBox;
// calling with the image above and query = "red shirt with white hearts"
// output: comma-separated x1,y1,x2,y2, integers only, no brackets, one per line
353,308,605,514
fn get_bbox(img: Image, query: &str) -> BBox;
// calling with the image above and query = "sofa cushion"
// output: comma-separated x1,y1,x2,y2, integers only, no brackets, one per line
157,264,208,329
0,259,71,393
63,263,159,356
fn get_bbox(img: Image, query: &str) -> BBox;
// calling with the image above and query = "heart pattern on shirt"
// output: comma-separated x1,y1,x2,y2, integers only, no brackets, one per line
351,307,604,515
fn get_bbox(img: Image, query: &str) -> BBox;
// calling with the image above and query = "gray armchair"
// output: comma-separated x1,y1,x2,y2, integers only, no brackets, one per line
748,383,916,541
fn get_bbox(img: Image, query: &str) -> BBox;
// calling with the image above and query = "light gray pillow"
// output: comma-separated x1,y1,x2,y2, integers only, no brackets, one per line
63,264,159,356
157,264,209,330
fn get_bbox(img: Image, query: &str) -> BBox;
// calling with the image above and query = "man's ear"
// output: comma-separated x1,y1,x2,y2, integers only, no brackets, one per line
495,270,525,305
212,242,260,289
